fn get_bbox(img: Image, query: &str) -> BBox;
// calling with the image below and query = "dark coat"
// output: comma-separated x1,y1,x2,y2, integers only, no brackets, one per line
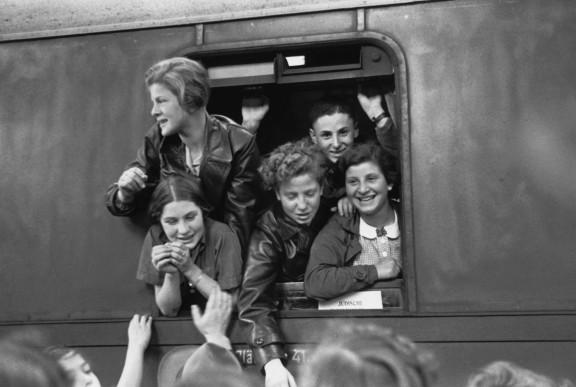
304,200,401,301
238,203,330,370
105,114,261,253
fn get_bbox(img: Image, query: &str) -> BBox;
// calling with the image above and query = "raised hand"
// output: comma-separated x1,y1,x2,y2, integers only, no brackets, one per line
117,167,147,203
191,287,232,348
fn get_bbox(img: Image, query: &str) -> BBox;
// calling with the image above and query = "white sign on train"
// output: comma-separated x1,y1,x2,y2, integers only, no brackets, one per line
318,291,383,310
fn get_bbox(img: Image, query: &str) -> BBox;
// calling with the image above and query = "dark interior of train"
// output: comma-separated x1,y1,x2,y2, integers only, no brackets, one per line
193,43,405,313
201,44,396,155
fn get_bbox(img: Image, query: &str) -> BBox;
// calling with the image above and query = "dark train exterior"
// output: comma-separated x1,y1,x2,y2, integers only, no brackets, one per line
1,1,576,386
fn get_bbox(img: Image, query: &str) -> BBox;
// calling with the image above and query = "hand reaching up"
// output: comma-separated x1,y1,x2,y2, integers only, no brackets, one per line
191,288,233,349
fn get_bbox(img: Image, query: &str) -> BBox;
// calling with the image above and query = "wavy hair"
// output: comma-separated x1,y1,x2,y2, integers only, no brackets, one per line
259,140,328,192
145,57,210,112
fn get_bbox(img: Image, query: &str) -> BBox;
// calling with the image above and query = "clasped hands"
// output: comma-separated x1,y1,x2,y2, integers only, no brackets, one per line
151,241,192,273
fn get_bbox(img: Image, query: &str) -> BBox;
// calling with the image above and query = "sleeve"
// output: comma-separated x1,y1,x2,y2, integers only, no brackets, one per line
105,126,161,216
223,132,261,254
213,227,244,291
304,218,379,301
136,227,164,286
238,227,287,370
374,117,400,159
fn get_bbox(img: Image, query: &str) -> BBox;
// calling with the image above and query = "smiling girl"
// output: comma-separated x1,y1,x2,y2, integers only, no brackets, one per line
137,175,243,316
304,141,401,301
105,57,260,254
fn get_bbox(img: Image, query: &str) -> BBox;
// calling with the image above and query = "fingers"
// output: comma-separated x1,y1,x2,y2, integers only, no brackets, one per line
205,287,222,313
287,371,298,387
203,288,232,322
153,256,175,272
151,246,172,268
357,91,382,105
138,314,152,326
128,314,152,336
164,243,190,268
191,304,202,322
337,200,347,217
118,167,148,192
131,314,152,325
128,314,138,328
211,288,232,317
357,92,384,118
153,243,189,269
166,242,188,258
337,197,355,217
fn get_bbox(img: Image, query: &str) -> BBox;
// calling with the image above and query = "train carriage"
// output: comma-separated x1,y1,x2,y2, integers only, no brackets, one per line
1,1,576,386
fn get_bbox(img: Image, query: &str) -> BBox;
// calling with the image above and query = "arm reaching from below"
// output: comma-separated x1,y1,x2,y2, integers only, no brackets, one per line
116,314,152,387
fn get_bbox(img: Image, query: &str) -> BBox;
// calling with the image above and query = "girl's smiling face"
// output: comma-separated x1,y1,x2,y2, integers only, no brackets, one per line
345,161,391,217
160,200,205,249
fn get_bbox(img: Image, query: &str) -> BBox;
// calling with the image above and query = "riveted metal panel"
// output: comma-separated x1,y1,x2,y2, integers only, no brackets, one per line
203,11,357,44
366,0,576,313
0,26,196,322
1,0,426,41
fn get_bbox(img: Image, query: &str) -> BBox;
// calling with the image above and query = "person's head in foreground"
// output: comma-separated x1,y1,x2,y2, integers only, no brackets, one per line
299,322,436,387
300,322,437,387
47,346,101,387
466,361,574,387
0,336,70,387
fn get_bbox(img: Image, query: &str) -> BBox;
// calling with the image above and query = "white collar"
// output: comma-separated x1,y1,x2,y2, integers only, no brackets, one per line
358,211,400,239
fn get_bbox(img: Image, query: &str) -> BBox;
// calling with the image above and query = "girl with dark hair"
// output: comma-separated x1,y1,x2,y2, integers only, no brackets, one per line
305,141,401,301
137,175,243,316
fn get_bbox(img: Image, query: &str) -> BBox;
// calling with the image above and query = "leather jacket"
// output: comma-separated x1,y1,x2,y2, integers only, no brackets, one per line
105,114,261,253
238,203,330,370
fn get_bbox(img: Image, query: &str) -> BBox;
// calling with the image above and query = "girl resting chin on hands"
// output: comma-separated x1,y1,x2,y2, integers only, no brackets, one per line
137,175,243,317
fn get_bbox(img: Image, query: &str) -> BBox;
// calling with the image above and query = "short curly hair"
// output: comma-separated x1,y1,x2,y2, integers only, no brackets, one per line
259,140,328,191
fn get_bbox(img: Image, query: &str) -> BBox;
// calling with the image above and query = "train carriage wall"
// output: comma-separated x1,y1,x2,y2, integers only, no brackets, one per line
1,1,576,386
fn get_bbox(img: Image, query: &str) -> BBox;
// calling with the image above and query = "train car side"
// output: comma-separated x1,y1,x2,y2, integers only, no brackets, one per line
1,1,576,386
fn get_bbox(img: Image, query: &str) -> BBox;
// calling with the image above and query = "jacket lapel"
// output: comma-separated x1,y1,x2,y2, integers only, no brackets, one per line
200,116,232,202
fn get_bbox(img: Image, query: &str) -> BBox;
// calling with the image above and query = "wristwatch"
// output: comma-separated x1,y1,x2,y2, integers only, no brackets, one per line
371,111,388,124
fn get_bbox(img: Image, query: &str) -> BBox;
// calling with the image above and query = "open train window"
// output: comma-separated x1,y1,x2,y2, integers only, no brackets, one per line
190,42,406,313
